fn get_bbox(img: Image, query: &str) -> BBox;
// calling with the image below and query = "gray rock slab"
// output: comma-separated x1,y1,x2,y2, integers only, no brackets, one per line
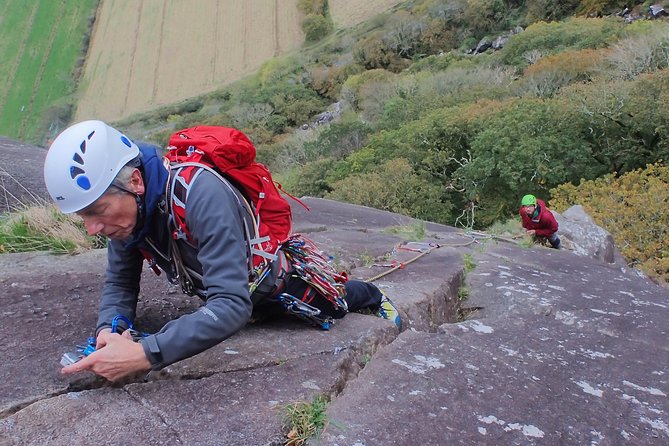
126,354,342,445
319,240,669,445
322,325,669,445
2,197,668,444
0,137,49,213
0,354,341,446
292,197,457,236
0,387,180,446
0,250,200,415
154,313,398,381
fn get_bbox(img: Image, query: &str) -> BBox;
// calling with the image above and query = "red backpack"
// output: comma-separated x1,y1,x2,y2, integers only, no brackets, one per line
165,126,295,276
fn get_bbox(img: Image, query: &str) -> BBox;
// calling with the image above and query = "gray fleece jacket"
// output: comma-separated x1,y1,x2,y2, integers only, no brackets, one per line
97,170,262,370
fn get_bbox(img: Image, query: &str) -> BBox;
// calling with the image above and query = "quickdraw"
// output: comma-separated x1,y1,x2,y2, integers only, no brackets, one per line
59,315,149,366
276,292,333,330
281,234,348,312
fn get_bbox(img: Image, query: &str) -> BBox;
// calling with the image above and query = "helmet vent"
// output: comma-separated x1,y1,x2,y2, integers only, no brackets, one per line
70,166,85,178
69,131,97,190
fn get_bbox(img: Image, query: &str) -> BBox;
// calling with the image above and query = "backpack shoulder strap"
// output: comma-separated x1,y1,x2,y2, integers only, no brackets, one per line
167,162,278,282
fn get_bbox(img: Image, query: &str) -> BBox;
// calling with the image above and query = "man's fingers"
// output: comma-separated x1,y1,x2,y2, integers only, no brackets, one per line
61,354,94,375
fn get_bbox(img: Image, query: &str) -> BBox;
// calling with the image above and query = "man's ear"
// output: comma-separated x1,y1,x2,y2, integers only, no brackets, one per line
129,168,146,195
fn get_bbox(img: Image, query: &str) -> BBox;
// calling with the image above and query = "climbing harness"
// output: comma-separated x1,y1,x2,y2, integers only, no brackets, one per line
270,234,349,330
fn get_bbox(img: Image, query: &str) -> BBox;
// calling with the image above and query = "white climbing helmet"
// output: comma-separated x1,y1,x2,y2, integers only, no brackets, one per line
44,120,139,213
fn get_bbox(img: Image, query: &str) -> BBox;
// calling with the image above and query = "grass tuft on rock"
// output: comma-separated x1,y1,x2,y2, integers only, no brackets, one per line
0,205,102,254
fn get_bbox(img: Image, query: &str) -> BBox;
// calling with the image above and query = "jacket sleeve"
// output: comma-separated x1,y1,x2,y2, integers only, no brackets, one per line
535,209,558,237
96,240,143,334
141,171,253,369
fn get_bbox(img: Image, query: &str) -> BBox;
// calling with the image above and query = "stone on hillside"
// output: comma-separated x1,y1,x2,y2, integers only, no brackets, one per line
492,35,508,50
302,102,343,130
474,38,492,54
553,205,625,266
649,4,668,18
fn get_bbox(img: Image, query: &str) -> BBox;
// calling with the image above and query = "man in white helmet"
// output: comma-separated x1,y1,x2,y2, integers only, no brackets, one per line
44,120,400,382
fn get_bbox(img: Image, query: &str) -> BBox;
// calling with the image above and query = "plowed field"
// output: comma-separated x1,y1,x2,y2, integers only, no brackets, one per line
75,0,303,122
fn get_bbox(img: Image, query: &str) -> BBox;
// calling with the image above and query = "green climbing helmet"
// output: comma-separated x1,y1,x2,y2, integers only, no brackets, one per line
521,194,537,206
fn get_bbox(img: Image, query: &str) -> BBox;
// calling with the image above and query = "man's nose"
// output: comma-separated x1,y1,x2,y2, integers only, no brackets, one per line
83,218,104,235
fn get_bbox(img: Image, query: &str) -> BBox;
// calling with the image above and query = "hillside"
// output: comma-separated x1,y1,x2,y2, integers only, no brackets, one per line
1,0,667,279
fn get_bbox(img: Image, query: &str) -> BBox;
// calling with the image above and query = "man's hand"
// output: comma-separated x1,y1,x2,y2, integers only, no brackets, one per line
95,327,112,349
526,229,536,236
62,331,151,382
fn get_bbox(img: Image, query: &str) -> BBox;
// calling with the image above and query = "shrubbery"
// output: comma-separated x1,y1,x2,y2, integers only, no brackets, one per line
500,18,626,67
327,158,453,223
550,163,669,281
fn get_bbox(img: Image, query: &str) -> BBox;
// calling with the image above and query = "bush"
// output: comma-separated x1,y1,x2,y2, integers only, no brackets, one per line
302,114,372,160
408,51,464,73
550,163,669,282
606,27,669,80
462,0,510,36
456,97,606,225
279,158,338,198
308,63,365,100
303,14,333,43
353,31,413,72
576,0,629,16
340,69,398,112
378,66,513,129
526,0,580,22
562,70,669,174
518,48,605,97
500,18,625,68
327,158,453,223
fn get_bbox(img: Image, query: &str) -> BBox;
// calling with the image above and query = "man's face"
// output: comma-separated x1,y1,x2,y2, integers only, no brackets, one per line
523,204,536,217
77,191,138,240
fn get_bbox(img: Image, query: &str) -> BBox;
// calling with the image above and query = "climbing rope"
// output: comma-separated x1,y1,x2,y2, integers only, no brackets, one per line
365,242,440,283
364,228,522,283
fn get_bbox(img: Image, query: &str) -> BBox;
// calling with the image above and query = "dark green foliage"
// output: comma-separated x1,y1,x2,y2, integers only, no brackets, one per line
282,158,338,198
567,69,669,174
303,14,333,43
236,81,327,129
327,158,454,223
577,0,631,16
526,0,581,22
303,115,372,160
408,52,464,73
456,98,606,225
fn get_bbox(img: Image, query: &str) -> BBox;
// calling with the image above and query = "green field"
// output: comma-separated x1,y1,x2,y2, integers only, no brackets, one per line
0,0,98,145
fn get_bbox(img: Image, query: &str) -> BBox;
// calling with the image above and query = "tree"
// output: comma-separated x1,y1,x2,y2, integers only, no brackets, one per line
455,97,606,225
327,158,453,223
